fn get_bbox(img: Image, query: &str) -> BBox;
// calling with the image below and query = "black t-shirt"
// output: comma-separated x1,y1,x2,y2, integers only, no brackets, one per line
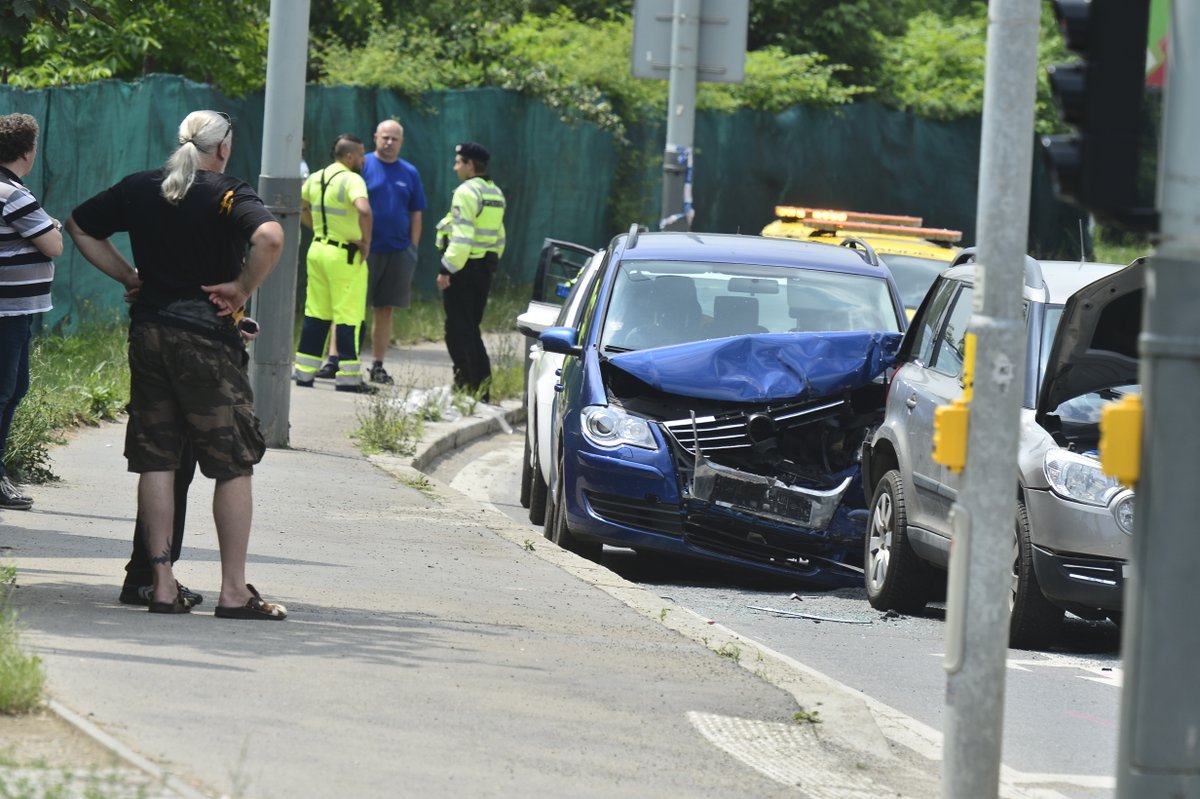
72,169,277,304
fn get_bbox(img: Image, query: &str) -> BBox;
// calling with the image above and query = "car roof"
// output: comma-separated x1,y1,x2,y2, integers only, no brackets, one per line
939,258,1128,304
616,231,892,278
1037,261,1128,303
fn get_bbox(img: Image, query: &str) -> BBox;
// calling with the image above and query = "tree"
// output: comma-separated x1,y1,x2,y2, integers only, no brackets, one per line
2,0,268,95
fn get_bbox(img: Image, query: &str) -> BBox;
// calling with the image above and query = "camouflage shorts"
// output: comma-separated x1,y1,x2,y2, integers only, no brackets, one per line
125,322,265,480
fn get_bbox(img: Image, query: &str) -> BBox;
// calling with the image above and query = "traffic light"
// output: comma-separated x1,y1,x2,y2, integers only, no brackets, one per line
1041,0,1156,230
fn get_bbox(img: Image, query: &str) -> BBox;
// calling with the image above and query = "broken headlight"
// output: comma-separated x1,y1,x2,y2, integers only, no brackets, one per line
581,405,656,450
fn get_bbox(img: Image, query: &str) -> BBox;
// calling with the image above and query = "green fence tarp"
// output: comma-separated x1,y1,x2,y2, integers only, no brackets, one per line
1,75,1085,332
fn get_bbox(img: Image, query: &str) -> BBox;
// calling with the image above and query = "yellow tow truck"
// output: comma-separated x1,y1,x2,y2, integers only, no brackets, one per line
762,207,963,317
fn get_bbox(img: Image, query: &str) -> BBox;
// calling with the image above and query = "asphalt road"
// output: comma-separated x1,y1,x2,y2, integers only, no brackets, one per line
429,425,1123,799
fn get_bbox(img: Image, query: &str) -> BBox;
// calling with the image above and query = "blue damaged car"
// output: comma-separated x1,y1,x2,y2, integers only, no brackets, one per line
539,227,907,587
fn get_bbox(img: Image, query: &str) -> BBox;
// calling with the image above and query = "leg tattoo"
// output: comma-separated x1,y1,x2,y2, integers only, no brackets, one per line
149,541,173,567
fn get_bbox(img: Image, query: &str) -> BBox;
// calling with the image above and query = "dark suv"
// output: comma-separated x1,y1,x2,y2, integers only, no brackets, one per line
861,252,1142,647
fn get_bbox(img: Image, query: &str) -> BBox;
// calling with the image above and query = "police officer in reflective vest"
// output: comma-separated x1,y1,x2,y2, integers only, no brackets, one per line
294,134,373,392
435,142,506,402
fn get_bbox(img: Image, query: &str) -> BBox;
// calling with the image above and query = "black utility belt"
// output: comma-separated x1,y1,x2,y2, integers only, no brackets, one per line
315,237,361,264
465,252,500,267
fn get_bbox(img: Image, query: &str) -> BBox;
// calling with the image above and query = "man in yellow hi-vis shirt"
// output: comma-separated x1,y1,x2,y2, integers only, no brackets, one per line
435,141,505,402
294,134,373,392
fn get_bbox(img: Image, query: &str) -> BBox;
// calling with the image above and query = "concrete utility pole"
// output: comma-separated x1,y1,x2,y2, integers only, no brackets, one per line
660,0,699,232
1116,1,1200,795
940,0,1042,796
252,0,310,447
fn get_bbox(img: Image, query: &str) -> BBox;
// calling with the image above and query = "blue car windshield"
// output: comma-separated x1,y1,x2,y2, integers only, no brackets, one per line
601,259,902,352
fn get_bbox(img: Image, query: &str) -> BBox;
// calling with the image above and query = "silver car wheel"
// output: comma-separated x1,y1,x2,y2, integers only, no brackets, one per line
867,490,893,593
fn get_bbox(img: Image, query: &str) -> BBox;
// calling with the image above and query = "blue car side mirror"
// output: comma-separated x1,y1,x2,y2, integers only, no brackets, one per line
540,326,582,357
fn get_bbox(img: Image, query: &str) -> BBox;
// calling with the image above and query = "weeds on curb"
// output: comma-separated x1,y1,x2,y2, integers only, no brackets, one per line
793,708,823,725
0,565,46,715
353,387,424,456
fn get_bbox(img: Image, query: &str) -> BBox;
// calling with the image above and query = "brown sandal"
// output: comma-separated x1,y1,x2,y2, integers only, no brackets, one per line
148,584,191,614
214,584,287,621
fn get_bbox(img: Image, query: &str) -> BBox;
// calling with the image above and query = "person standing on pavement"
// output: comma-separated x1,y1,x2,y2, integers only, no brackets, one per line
435,142,505,402
0,113,62,511
66,109,288,619
293,134,374,393
354,119,426,385
118,313,260,610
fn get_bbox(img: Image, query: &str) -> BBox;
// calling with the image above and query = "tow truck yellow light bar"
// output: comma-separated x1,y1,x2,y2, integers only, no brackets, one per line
772,206,963,244
774,206,925,226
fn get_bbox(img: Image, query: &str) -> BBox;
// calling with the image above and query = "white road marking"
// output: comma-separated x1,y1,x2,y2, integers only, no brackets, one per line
688,711,906,798
448,446,518,516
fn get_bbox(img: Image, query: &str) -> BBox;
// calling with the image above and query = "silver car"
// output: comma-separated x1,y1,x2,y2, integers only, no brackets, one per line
861,251,1142,648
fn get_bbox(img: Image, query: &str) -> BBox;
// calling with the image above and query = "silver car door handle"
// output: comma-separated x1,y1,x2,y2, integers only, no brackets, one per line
906,394,918,409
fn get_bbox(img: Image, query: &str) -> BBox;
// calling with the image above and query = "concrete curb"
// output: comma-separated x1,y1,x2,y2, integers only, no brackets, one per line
409,401,525,473
46,700,211,799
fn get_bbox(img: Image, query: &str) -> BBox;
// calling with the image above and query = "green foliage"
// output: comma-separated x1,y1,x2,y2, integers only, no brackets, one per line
4,0,269,95
705,48,867,113
314,24,485,96
5,1,1081,137
874,3,1076,134
315,9,863,139
5,318,129,483
873,10,987,120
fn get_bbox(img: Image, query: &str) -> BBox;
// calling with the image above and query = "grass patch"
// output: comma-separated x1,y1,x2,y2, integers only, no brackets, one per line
353,386,426,457
793,708,823,725
0,566,46,715
5,317,129,484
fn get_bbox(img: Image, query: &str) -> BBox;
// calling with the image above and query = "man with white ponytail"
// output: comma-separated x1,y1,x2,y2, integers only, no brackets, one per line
66,110,289,621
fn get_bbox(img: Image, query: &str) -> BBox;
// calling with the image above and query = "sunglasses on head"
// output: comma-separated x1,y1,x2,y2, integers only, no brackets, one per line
216,111,233,139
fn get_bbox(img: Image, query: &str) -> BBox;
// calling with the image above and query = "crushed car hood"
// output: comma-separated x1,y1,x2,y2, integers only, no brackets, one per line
606,332,903,403
1038,259,1143,416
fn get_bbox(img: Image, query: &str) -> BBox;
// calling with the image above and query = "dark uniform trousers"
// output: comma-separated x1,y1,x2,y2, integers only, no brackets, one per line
122,440,196,589
442,255,495,400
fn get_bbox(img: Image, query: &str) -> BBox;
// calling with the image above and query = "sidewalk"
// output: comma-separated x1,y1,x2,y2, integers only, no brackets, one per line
2,339,939,798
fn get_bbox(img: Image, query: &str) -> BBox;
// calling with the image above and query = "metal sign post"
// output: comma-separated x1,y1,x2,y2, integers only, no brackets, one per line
631,0,747,231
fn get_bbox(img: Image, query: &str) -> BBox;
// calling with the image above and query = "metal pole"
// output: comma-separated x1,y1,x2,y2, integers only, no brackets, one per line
252,0,310,447
941,0,1041,796
1116,1,1200,795
659,0,699,232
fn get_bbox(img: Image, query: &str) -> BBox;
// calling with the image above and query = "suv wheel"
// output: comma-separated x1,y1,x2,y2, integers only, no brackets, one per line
865,470,932,614
1009,499,1064,649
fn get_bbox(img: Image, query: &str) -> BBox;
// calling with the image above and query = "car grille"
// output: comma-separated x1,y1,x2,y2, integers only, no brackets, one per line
585,491,684,537
659,398,847,454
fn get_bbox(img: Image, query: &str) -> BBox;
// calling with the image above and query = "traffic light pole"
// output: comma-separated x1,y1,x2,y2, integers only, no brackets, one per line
251,0,310,447
1116,1,1200,795
941,0,1041,796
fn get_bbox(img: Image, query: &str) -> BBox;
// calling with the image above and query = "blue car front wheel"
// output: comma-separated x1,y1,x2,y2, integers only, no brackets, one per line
550,454,603,561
